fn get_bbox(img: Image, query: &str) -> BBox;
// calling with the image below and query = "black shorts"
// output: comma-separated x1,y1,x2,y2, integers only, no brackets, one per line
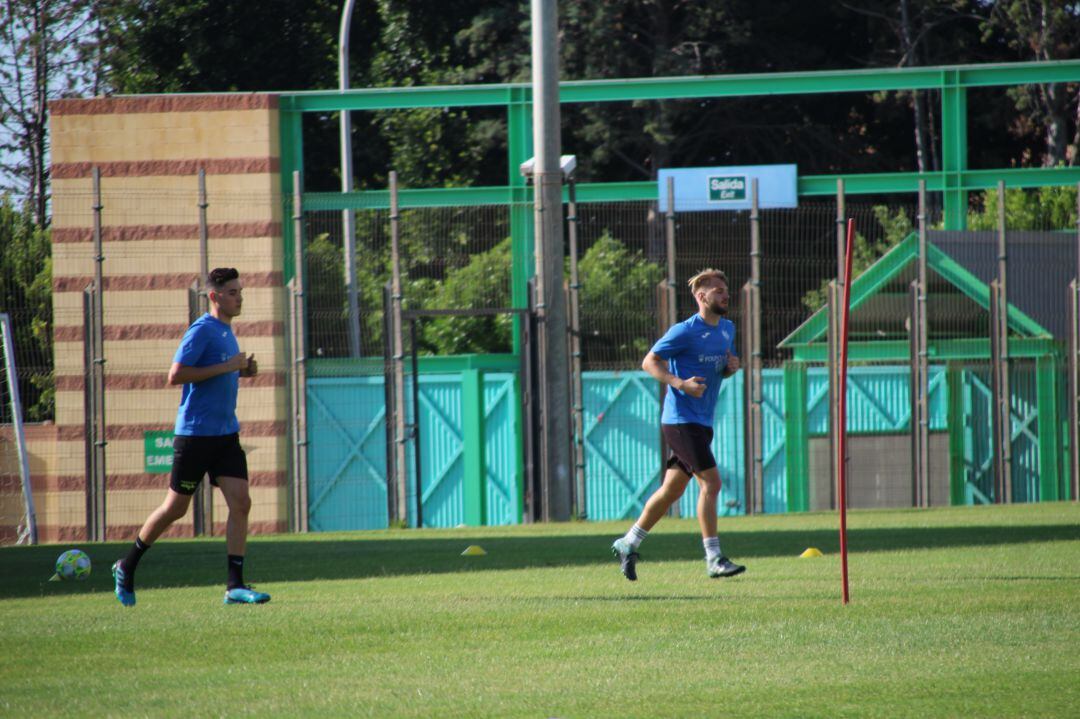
170,433,248,495
662,423,716,476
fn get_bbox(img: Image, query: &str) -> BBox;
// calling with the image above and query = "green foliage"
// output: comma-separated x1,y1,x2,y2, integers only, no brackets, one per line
304,233,348,358
576,233,664,364
967,185,1079,232
419,237,512,355
0,196,53,421
801,206,914,313
101,0,346,93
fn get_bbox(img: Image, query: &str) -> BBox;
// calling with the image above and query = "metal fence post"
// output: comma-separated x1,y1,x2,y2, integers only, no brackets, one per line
389,171,408,525
989,279,1008,504
381,282,398,523
90,167,107,541
409,317,423,528
910,180,930,507
742,179,763,514
82,285,96,540
0,313,37,544
995,181,1012,502
662,177,679,517
193,170,213,535
566,178,586,519
827,280,841,510
1070,278,1079,502
291,172,309,532
188,279,209,536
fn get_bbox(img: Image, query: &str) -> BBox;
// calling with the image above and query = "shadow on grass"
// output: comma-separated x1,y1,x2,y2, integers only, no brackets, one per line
2,521,1077,600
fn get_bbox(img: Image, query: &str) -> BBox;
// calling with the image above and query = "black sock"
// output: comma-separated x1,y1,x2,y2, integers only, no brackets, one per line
227,555,245,590
121,537,150,589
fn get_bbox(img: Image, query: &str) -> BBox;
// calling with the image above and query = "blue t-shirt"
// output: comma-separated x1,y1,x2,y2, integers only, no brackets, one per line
650,314,737,427
172,313,240,436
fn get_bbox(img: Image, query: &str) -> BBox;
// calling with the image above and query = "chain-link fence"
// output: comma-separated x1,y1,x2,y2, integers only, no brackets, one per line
2,183,1078,543
1,184,289,545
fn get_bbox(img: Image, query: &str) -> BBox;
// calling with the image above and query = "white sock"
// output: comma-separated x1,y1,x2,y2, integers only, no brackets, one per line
623,524,649,550
704,537,721,562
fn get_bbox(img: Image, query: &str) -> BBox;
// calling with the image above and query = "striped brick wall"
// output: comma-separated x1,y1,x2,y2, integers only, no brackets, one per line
24,93,291,542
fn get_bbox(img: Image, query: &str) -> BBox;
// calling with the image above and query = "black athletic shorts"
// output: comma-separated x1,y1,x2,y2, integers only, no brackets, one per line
170,433,248,495
661,423,716,476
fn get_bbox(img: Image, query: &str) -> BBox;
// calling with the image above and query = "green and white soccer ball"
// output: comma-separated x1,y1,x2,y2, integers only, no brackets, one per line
55,549,92,581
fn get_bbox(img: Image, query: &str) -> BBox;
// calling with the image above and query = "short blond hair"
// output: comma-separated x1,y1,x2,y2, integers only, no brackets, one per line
687,268,729,296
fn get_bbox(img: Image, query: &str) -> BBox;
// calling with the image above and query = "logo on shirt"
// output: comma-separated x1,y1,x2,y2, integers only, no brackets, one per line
701,332,710,339
222,331,227,337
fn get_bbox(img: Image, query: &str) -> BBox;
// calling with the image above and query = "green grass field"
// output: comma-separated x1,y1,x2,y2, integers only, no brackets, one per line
2,503,1078,718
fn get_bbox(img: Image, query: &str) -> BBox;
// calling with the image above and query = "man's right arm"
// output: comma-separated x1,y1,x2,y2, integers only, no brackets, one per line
642,352,681,389
642,352,706,399
168,354,247,386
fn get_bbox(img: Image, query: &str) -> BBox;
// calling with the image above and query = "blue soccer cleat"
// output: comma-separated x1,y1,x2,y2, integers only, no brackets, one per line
111,560,136,607
224,585,271,605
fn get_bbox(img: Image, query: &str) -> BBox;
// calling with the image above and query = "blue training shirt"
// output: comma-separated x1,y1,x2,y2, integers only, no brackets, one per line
172,313,241,436
650,313,737,427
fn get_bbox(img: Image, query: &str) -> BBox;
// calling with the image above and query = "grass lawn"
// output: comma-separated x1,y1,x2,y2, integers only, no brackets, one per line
1,503,1078,718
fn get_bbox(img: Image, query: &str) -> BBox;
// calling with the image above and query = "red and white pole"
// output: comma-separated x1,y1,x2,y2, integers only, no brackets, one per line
838,218,855,604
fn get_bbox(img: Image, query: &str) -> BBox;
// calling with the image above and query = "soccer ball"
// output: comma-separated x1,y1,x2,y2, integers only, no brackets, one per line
55,549,92,581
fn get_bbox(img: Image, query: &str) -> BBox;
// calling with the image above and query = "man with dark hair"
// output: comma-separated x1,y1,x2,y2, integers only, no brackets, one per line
611,268,746,581
112,267,270,606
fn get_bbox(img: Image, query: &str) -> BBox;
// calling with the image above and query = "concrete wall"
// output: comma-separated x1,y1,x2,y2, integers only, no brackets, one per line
809,432,951,510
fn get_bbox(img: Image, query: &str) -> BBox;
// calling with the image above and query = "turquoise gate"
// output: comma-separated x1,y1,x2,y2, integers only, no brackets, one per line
305,364,1056,529
306,371,520,530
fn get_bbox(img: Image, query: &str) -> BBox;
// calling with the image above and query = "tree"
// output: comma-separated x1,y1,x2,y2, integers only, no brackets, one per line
100,0,347,93
420,237,513,355
0,195,53,421
967,184,1078,231
576,233,664,368
983,1,1080,166
0,0,103,227
801,205,914,313
846,1,990,174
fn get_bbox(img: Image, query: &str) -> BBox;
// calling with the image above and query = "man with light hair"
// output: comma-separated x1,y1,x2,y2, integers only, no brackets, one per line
612,268,745,581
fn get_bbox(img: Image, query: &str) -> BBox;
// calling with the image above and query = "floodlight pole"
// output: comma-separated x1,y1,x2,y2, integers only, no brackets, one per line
339,0,362,358
530,0,572,521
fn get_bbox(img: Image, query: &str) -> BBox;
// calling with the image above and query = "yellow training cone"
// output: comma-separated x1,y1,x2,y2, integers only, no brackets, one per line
461,545,487,556
800,547,824,558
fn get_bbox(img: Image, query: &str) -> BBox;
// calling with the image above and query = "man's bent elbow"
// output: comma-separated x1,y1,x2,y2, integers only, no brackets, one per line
167,364,183,385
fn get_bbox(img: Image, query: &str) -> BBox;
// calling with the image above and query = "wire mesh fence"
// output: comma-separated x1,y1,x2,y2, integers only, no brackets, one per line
1,183,1077,543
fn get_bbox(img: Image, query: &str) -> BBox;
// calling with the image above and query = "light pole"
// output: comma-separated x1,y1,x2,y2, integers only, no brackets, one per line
339,0,362,357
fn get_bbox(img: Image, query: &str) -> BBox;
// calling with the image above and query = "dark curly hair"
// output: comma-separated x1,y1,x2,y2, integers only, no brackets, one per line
208,267,240,292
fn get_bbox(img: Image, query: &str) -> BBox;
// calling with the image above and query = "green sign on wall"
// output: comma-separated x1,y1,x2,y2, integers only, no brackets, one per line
144,431,174,473
708,175,747,202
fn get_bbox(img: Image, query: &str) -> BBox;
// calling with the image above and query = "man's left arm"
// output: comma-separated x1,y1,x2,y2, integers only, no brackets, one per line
723,324,740,377
723,353,740,378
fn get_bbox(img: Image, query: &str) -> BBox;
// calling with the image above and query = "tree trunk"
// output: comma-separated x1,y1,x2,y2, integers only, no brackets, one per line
899,0,930,174
30,1,49,227
649,0,674,177
1072,89,1080,167
1040,82,1068,167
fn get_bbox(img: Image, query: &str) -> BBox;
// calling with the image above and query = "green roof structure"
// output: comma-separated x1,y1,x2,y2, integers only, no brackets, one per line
778,232,1059,363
